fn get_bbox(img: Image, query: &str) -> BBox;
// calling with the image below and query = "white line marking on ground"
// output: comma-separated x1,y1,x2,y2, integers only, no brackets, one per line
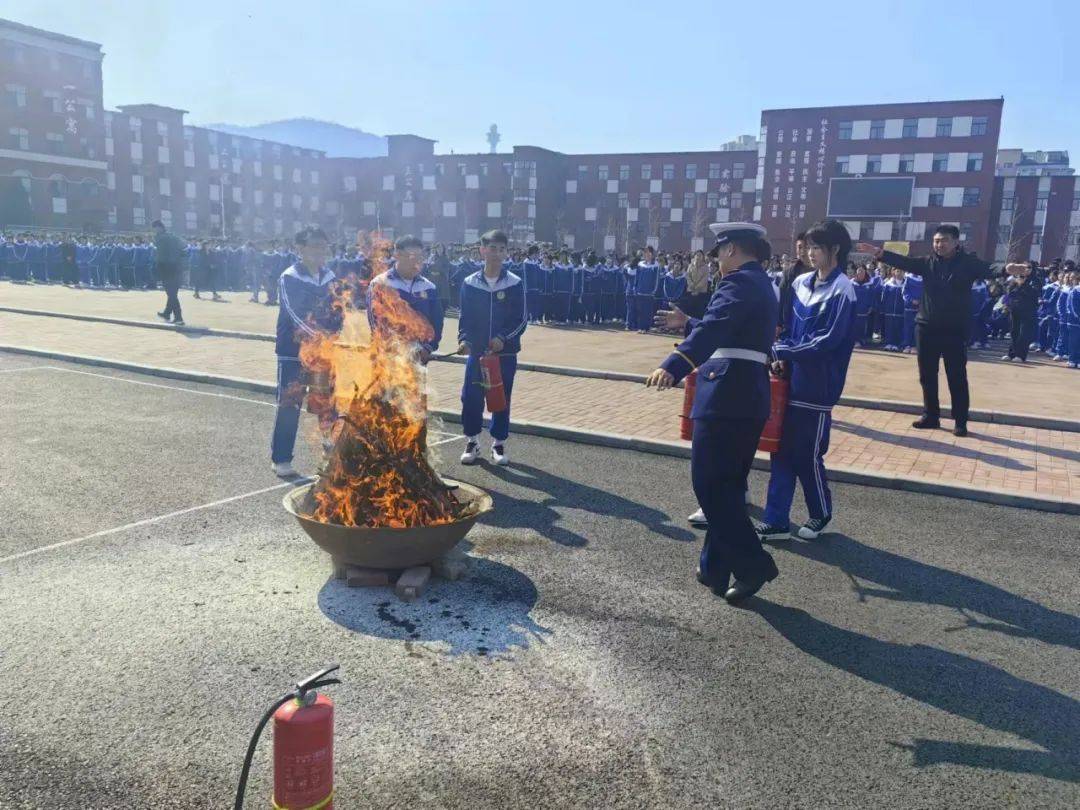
40,365,276,407
0,479,313,566
0,365,52,374
429,434,465,446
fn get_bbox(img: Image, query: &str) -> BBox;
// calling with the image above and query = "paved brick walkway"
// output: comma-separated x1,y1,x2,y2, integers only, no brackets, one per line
3,281,1077,422
2,308,1077,509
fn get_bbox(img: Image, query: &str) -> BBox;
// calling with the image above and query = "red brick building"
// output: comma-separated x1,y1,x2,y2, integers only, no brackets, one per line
0,19,109,230
757,99,1004,258
329,138,757,253
104,103,332,238
986,174,1080,263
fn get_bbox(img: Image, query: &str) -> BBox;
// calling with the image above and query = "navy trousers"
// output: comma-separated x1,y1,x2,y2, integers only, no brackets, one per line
461,353,518,442
764,405,833,527
691,417,777,590
271,357,305,464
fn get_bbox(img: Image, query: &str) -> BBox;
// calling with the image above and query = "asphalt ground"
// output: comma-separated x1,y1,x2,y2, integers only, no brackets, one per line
0,352,1077,809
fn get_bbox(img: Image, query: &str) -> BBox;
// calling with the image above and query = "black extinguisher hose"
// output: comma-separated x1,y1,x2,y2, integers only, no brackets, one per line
233,664,341,810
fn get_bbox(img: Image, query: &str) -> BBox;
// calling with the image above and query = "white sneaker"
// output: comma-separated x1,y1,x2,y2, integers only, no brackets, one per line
688,507,707,526
272,461,297,477
1001,354,1011,361
491,443,510,466
460,440,480,465
1068,363,1078,369
1053,355,1066,362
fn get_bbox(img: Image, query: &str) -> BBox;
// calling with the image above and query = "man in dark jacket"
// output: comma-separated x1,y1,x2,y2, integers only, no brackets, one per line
858,225,992,437
152,220,186,325
776,232,808,337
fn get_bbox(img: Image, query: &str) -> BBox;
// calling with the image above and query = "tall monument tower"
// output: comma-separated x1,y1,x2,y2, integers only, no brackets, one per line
486,124,501,154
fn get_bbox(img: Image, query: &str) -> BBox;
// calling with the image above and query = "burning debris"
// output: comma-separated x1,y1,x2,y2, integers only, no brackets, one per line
296,238,467,529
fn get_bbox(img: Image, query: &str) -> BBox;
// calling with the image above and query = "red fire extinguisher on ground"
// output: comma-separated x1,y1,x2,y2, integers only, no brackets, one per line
758,374,789,454
234,664,341,810
479,353,507,413
679,370,698,441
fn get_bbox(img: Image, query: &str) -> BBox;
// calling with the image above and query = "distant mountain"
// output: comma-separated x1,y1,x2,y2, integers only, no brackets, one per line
200,118,387,159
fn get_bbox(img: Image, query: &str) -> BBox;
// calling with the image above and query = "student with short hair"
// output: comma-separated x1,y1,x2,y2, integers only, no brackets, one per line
759,220,858,542
270,228,338,477
456,230,527,467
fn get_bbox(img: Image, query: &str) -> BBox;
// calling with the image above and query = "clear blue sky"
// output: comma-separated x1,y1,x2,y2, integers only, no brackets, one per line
8,0,1079,159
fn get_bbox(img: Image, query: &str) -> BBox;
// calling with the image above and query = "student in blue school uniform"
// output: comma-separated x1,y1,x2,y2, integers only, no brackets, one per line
661,260,687,312
623,259,638,329
634,246,661,334
24,238,45,283
879,268,906,350
901,270,923,353
1036,273,1060,354
757,220,858,543
455,230,527,468
522,245,545,322
548,255,574,322
270,228,339,478
851,265,877,347
1061,270,1080,368
969,278,990,349
366,234,444,362
1053,271,1074,362
6,234,30,282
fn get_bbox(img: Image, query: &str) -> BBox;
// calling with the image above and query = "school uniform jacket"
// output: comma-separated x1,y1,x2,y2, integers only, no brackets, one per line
367,268,444,353
276,263,337,358
457,268,527,356
772,267,857,412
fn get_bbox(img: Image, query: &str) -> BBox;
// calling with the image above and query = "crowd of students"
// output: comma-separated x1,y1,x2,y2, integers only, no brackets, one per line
837,252,1079,367
3,228,1078,368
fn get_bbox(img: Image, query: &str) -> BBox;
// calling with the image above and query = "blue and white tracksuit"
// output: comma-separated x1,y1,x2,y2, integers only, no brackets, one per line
1054,283,1072,358
970,281,990,346
879,278,905,348
764,267,857,528
1063,284,1080,365
901,274,922,349
634,262,661,328
1037,282,1060,353
366,268,444,354
458,267,527,443
271,263,337,464
852,278,877,345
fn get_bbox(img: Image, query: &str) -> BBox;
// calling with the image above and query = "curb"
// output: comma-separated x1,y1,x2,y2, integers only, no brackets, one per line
0,306,648,383
4,304,1077,431
2,344,1076,516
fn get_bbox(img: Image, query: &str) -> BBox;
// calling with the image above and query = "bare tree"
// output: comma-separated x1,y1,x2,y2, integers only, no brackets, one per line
1001,202,1034,263
691,197,708,249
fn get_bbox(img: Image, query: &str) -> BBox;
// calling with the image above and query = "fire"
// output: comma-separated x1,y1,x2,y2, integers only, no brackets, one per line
296,232,463,529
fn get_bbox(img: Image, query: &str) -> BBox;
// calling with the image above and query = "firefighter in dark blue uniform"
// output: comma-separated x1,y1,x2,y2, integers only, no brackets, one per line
647,223,779,604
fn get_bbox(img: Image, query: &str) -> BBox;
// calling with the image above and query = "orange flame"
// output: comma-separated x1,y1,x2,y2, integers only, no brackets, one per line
298,231,459,529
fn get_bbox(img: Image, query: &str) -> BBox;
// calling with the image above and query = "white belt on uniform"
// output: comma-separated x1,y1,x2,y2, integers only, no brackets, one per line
709,348,768,364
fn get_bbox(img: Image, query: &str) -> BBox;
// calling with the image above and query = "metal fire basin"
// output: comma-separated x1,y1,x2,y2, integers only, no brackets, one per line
283,480,493,570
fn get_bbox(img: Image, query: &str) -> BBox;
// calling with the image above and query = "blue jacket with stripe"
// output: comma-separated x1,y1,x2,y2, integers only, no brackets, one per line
275,263,338,357
366,268,444,353
457,267,527,355
773,267,857,412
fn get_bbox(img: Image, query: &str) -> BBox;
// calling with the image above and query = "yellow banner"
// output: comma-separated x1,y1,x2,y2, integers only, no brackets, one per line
883,241,910,256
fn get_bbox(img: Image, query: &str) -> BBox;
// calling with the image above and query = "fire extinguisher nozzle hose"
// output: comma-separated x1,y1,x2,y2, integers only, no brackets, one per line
233,664,341,810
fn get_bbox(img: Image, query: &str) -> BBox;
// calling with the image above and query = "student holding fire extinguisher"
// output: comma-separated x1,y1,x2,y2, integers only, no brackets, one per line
647,222,779,605
757,219,858,543
456,229,527,466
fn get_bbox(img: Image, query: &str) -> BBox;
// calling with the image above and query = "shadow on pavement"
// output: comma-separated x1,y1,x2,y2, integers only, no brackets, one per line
317,553,550,657
832,421,1034,471
779,532,1080,651
753,600,1080,782
481,461,696,547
